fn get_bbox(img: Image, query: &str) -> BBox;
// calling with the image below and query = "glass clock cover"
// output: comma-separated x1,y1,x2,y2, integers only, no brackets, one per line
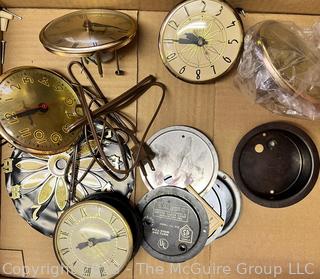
159,0,243,83
40,9,137,56
54,200,133,279
0,67,82,155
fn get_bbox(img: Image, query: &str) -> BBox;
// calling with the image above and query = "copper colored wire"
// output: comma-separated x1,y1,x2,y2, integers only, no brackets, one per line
65,60,166,201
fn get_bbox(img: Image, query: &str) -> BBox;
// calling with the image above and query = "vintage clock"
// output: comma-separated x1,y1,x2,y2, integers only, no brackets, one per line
159,0,244,83
54,192,143,279
4,131,134,237
0,67,82,155
39,9,137,76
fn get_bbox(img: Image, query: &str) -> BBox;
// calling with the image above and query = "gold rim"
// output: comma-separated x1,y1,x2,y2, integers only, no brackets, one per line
0,66,82,155
53,200,134,279
39,9,137,56
256,20,320,104
158,0,244,84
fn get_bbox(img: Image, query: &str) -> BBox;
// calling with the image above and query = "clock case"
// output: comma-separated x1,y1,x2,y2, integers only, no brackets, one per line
236,20,320,120
158,0,245,84
84,192,143,256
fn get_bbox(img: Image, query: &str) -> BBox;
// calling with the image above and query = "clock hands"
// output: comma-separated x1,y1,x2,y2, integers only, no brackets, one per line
7,103,49,119
83,19,125,32
174,33,208,46
76,235,117,250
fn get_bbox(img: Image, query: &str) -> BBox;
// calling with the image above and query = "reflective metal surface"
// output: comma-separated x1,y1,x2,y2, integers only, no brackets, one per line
256,21,320,103
0,67,82,155
5,130,134,236
141,126,219,195
40,9,137,56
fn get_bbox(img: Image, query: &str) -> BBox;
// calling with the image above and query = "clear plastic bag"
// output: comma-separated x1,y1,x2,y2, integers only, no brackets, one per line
235,20,320,120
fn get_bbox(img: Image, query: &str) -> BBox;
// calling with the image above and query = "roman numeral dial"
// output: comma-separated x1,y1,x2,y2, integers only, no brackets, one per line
54,200,134,279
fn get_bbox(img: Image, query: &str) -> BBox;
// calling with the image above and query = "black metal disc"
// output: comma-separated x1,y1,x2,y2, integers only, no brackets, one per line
138,186,209,263
233,122,320,208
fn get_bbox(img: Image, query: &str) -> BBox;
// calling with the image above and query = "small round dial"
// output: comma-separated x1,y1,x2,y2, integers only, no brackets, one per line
159,0,243,83
40,9,137,56
0,67,82,155
54,201,133,279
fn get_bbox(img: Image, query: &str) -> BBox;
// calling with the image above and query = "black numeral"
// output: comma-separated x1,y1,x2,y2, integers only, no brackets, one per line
201,0,206,12
228,39,239,44
59,230,69,240
64,215,76,226
211,65,216,75
184,6,190,16
117,227,126,237
110,214,117,225
226,21,236,28
168,20,178,30
166,53,177,62
60,248,70,255
80,207,87,218
223,56,232,63
84,267,91,277
100,267,107,277
179,66,186,74
215,5,223,16
196,69,201,80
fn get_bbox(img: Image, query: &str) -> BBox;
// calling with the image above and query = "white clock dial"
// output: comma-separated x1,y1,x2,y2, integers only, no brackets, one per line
54,201,133,279
159,0,243,83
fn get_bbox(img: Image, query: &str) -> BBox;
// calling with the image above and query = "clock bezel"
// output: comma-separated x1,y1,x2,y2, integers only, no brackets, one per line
0,66,83,155
158,0,244,84
53,200,134,279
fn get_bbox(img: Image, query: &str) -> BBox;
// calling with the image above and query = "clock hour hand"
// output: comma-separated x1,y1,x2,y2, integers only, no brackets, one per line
76,241,90,250
83,19,125,32
76,235,117,250
14,103,49,118
91,236,117,244
175,33,208,46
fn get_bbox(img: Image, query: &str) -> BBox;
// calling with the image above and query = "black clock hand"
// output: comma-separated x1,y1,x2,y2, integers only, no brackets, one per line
185,32,199,43
91,236,117,245
76,235,117,250
13,103,49,118
174,33,208,46
76,241,90,250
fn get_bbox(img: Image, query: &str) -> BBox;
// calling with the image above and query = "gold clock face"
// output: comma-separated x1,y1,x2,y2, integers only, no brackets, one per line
0,67,82,155
54,201,133,279
159,0,243,83
39,9,137,56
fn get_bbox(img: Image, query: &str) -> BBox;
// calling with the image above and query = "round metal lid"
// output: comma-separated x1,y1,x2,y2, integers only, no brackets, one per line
141,126,219,195
138,186,209,263
256,20,320,103
215,171,241,238
5,131,134,236
201,177,225,245
39,9,137,56
233,122,320,208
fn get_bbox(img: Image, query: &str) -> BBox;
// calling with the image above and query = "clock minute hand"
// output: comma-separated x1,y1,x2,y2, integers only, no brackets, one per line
76,235,117,250
90,235,117,245
14,103,49,118
76,241,90,250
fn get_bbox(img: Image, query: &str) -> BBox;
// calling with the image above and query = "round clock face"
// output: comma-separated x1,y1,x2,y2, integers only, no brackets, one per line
159,0,243,83
40,9,137,56
54,201,133,279
5,131,134,237
0,67,82,155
